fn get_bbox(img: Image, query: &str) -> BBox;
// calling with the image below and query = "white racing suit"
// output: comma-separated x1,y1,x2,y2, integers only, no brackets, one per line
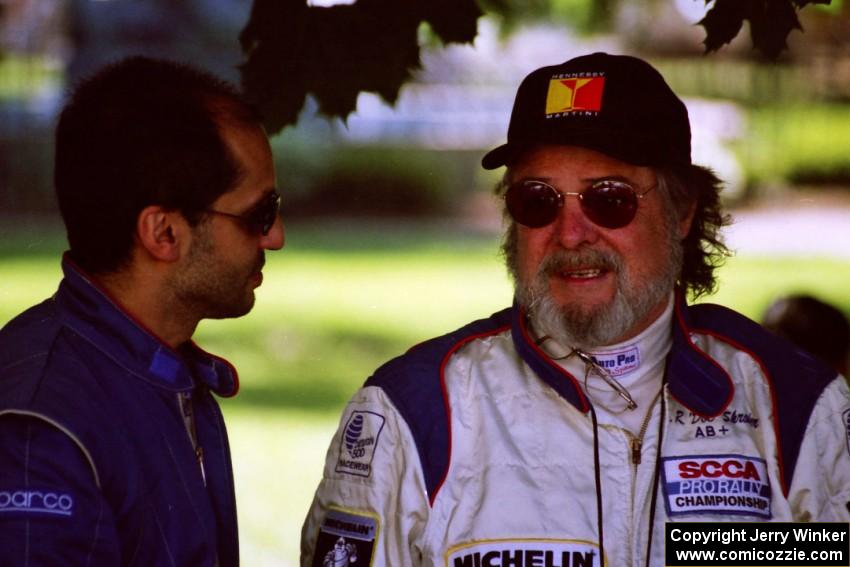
302,294,850,566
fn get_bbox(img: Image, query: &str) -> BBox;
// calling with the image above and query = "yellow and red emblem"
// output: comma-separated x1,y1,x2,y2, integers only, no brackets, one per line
545,77,605,115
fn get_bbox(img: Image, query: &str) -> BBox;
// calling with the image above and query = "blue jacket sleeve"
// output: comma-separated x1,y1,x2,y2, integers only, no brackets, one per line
0,413,121,565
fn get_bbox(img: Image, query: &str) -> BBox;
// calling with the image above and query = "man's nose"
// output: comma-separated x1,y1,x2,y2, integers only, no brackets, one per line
552,196,599,249
261,216,285,250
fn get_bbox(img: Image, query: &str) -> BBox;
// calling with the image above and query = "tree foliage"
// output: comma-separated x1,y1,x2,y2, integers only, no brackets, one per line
239,0,481,134
239,0,833,133
699,0,832,59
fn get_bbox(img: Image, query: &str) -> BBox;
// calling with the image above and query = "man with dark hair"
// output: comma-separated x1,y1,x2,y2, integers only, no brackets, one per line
302,53,850,565
0,56,284,565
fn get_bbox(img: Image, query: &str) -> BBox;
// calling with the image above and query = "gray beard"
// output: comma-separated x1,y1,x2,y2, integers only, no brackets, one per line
507,225,683,350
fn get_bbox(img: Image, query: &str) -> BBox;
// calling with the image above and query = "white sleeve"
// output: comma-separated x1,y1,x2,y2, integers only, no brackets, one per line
788,375,850,521
300,385,430,565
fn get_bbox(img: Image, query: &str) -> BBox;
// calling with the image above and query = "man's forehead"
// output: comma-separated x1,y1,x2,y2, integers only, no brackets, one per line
508,145,653,178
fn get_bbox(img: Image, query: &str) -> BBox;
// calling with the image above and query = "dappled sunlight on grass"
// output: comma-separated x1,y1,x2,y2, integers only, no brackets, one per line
222,407,338,565
705,255,850,320
196,243,514,411
0,257,62,320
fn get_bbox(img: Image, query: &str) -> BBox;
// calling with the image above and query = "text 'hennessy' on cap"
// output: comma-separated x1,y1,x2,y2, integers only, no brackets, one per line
482,52,692,170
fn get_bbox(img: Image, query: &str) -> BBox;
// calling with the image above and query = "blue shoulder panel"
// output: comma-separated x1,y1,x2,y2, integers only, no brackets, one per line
682,302,837,493
365,308,513,502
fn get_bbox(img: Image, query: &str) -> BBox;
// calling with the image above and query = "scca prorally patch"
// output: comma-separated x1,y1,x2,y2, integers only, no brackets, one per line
662,454,771,518
335,411,385,478
447,539,602,567
312,508,378,567
0,489,74,517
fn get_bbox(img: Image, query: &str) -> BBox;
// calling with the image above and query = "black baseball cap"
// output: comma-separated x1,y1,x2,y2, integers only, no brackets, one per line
482,52,691,170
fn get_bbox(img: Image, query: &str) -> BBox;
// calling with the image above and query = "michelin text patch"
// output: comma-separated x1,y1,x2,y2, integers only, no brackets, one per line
336,410,385,478
662,454,771,518
312,508,377,566
447,539,602,567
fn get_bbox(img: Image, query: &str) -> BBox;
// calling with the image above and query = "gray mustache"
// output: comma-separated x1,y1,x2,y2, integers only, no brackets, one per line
539,249,622,277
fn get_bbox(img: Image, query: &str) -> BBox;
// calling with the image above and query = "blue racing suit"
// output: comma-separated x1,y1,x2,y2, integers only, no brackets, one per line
0,258,240,566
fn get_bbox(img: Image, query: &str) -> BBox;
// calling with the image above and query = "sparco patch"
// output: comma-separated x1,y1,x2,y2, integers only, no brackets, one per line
587,345,640,377
446,539,601,567
0,489,74,517
312,508,377,567
662,454,771,518
335,411,385,478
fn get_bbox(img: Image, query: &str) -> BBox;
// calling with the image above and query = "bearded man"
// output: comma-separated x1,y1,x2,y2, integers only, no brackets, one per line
301,53,850,566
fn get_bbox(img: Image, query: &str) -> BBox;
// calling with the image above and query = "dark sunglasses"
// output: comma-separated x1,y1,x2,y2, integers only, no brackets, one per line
205,190,281,235
505,179,655,229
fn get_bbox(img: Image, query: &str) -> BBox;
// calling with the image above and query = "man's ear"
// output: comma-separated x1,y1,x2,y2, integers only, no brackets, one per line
677,199,698,240
136,206,185,262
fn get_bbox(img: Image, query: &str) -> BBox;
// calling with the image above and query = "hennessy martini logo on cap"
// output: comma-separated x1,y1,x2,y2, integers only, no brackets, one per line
481,53,692,169
545,74,605,116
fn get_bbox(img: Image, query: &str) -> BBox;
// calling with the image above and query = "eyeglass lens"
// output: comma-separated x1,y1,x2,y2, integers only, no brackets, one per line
252,191,281,235
506,181,639,230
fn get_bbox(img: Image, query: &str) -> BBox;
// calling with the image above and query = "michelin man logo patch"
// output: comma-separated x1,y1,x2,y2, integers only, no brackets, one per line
312,509,378,567
336,411,385,477
662,454,771,518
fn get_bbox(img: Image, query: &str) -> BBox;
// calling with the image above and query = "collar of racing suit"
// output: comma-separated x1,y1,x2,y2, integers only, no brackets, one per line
54,254,239,396
532,294,673,434
512,287,734,418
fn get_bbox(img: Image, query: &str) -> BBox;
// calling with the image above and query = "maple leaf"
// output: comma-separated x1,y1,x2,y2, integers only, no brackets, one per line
749,0,802,59
699,0,831,59
699,0,748,53
239,0,482,134
422,0,482,44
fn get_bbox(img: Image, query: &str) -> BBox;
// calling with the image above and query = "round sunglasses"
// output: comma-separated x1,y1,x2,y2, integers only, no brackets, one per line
205,190,281,236
505,179,655,229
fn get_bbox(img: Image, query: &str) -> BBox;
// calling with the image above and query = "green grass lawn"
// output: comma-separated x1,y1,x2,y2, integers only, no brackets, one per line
2,221,849,563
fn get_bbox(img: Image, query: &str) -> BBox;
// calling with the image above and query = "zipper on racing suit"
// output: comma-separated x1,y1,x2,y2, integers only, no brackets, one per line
630,389,664,466
623,389,664,566
178,391,207,486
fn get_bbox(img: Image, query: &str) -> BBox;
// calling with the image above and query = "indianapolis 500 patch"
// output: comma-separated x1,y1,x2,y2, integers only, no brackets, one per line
335,410,385,478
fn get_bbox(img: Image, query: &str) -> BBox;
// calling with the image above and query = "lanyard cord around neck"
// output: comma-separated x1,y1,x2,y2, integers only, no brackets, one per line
589,372,668,567
643,374,667,566
589,403,604,566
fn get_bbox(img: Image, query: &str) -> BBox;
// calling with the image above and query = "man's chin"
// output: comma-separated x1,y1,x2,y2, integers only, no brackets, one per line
205,294,256,320
547,296,613,322
532,294,629,349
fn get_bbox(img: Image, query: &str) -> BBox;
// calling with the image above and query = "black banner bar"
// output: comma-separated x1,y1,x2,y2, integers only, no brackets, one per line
665,522,850,566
